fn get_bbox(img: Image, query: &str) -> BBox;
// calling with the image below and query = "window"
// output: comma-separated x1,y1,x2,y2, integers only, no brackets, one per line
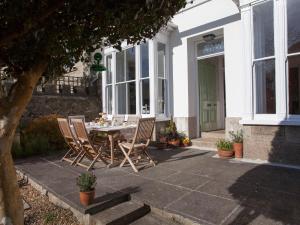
287,0,300,115
116,47,136,114
252,0,276,114
157,42,167,114
140,42,150,114
106,55,113,114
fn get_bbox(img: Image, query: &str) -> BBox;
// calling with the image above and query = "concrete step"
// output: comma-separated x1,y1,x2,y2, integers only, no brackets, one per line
91,201,150,225
131,212,183,225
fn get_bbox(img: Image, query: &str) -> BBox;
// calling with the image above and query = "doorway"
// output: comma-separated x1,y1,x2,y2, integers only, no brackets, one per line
198,55,225,132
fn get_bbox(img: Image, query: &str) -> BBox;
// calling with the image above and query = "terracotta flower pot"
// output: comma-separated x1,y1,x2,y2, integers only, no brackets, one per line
218,149,234,159
79,190,95,206
168,139,180,147
233,143,243,158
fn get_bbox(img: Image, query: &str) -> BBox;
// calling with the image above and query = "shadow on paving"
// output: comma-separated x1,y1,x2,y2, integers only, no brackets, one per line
227,127,300,225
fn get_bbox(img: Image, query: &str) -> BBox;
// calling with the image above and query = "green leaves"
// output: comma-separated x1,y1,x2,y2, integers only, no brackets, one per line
0,0,186,79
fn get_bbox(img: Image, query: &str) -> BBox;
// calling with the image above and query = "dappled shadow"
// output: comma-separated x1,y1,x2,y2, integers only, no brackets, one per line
227,126,300,225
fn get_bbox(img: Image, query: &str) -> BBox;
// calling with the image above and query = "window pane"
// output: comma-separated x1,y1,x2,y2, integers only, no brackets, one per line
254,60,276,114
288,55,300,114
106,86,112,114
253,1,274,59
106,55,112,84
116,51,125,82
141,79,150,114
197,38,224,57
287,0,300,54
126,47,135,81
157,79,165,114
157,43,166,78
141,43,149,78
117,83,126,114
128,82,136,114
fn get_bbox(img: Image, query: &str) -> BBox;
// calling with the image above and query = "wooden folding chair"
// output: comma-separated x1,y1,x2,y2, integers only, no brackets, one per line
71,118,109,171
68,115,85,125
126,115,141,125
118,117,156,172
57,118,84,165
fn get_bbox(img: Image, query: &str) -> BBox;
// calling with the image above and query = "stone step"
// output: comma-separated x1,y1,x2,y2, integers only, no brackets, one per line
91,201,151,225
191,137,218,150
201,130,225,139
131,212,183,225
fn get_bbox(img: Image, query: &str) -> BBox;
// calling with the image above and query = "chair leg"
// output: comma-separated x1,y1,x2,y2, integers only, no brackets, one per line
87,153,101,171
71,150,84,165
119,146,134,167
144,148,156,166
119,145,138,173
61,149,72,162
75,152,86,167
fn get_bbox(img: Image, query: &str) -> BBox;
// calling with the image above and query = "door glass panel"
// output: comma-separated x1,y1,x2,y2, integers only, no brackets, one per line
287,0,300,54
254,59,276,114
106,55,112,84
197,39,224,57
157,43,166,78
157,79,165,114
106,86,112,114
288,55,300,114
253,1,274,59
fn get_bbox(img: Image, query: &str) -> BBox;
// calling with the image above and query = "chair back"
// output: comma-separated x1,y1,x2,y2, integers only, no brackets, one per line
112,115,125,126
71,118,90,143
68,115,85,125
126,115,141,125
57,118,74,140
133,118,156,144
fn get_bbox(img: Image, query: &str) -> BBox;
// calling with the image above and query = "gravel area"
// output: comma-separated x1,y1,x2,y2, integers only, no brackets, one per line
19,177,80,225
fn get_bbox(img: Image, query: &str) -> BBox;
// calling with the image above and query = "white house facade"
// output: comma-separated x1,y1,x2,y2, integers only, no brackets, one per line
101,0,300,165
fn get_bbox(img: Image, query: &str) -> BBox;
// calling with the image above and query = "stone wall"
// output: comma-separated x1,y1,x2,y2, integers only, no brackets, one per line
243,125,300,166
225,117,242,139
21,95,101,124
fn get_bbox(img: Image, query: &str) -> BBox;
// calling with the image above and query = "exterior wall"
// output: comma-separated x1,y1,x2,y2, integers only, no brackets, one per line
170,0,241,137
243,125,300,166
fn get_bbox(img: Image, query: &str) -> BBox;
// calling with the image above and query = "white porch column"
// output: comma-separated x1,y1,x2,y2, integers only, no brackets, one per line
149,39,157,117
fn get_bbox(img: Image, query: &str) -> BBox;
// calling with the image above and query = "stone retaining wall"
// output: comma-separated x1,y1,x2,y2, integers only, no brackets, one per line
21,95,101,124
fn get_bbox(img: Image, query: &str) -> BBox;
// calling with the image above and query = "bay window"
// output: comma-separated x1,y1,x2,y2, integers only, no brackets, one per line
116,47,136,114
287,0,300,115
157,42,167,115
252,0,276,114
105,55,113,114
140,42,150,114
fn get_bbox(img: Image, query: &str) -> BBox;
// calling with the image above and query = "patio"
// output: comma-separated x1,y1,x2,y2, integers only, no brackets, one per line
16,147,300,225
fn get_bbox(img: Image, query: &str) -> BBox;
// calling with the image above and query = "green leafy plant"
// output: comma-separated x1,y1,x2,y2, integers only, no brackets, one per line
44,212,56,224
216,139,233,151
165,117,180,141
229,130,243,143
76,173,97,192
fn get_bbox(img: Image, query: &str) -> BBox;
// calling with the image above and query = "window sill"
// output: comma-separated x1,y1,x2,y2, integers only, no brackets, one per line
240,119,300,126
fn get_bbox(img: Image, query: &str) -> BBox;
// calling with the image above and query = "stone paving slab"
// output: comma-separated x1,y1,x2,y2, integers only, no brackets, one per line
15,148,300,225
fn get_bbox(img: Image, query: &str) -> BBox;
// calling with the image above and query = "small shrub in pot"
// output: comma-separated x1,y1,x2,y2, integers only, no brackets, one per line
216,139,234,159
229,130,243,158
76,173,97,206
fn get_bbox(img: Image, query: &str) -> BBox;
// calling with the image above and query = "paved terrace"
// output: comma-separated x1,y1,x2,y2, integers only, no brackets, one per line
16,148,300,225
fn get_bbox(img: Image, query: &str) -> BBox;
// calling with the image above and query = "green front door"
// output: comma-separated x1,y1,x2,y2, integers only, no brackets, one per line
198,57,219,131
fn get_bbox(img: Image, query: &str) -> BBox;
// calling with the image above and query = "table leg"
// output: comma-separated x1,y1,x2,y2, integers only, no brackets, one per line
107,133,119,168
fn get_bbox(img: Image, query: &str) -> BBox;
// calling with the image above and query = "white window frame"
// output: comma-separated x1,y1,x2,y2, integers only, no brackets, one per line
105,54,113,115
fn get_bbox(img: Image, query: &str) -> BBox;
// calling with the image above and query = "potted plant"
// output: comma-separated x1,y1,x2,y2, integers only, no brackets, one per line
182,137,191,147
166,117,180,147
216,139,234,159
159,128,168,144
76,173,97,206
229,130,243,158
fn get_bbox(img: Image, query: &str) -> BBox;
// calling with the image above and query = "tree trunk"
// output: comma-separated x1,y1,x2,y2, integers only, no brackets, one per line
0,61,48,225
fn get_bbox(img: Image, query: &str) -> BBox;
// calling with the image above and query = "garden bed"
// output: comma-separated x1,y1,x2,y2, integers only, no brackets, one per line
19,176,80,225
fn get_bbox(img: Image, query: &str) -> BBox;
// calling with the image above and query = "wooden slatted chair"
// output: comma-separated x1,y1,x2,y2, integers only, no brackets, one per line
57,118,83,165
126,115,141,125
118,117,156,172
68,115,85,125
71,118,109,171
